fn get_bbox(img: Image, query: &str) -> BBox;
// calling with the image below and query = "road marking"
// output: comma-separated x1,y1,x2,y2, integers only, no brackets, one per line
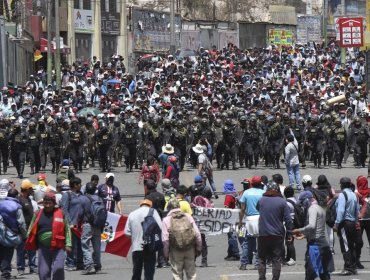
220,270,370,278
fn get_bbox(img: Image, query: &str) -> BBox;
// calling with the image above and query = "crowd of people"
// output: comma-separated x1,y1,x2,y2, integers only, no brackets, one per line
0,41,369,179
0,41,370,280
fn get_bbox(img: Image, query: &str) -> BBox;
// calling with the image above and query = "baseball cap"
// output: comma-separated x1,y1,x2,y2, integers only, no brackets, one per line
62,159,70,166
37,173,46,181
194,175,203,183
302,175,312,184
241,178,250,185
105,173,115,179
44,192,56,203
21,179,34,190
251,176,262,186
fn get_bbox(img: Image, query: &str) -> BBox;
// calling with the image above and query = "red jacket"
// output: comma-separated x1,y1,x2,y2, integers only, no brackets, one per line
25,208,66,251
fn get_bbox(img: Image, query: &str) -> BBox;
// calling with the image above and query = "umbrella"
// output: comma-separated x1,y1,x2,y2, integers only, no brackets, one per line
107,79,122,85
76,107,101,117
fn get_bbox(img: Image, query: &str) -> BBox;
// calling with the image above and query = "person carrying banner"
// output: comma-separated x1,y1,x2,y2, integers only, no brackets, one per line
238,176,265,270
162,198,202,280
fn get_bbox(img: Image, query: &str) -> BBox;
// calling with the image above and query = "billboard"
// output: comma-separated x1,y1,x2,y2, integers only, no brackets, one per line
297,15,322,44
132,8,181,52
74,9,94,33
338,17,364,47
268,29,293,45
101,12,120,35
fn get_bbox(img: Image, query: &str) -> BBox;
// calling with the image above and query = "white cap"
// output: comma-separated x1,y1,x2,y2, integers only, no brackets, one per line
302,175,312,184
105,173,115,179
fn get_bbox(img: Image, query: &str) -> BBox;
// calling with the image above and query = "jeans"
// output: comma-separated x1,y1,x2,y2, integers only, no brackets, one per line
240,236,258,266
285,238,296,261
132,250,156,280
227,231,240,257
286,164,301,189
65,231,83,269
81,223,102,270
16,239,37,272
0,243,14,279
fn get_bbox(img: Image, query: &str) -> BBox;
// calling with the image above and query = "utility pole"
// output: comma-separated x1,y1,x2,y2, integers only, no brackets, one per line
170,0,176,54
55,0,61,93
323,0,328,46
47,0,52,85
0,16,7,87
118,0,128,72
340,0,346,64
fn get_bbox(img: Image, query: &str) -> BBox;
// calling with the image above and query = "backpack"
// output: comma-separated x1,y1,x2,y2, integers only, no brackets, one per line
326,192,348,228
203,156,213,176
169,210,195,250
287,199,306,229
56,169,68,183
87,195,108,228
142,208,163,252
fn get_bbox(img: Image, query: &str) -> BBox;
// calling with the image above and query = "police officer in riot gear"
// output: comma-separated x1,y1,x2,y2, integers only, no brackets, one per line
332,118,347,169
96,122,113,172
47,120,63,173
10,122,29,178
28,121,41,174
69,118,86,173
0,118,10,174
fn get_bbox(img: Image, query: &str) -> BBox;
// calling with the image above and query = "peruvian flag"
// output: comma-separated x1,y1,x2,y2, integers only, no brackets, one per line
101,212,131,257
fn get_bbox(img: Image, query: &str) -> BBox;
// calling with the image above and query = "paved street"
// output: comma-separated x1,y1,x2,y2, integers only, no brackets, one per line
4,160,370,280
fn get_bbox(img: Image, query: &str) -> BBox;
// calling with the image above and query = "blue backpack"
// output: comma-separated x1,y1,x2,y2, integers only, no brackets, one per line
142,208,163,252
87,195,108,228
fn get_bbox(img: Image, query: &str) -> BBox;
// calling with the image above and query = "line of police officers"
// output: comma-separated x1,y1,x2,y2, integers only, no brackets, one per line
0,109,368,178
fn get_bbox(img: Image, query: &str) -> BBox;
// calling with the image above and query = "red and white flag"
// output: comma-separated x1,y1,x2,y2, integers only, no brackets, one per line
101,212,131,257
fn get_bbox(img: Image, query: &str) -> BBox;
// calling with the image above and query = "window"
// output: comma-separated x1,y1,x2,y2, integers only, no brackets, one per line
109,0,116,13
74,0,79,9
83,0,91,10
101,0,106,12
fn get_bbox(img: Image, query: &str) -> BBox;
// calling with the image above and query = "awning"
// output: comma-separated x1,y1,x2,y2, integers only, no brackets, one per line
40,38,71,54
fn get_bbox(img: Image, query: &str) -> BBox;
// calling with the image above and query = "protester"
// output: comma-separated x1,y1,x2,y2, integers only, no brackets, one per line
293,191,334,280
238,176,265,270
16,180,37,276
61,177,84,271
285,133,301,190
139,156,160,195
124,199,162,280
80,182,104,274
26,192,72,280
175,185,193,215
162,197,202,280
164,156,180,189
97,173,122,214
81,174,99,194
257,181,293,280
223,180,240,261
334,177,360,276
284,186,297,266
356,175,370,265
145,179,167,268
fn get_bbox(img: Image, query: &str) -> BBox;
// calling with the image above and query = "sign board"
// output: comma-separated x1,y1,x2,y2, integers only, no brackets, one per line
192,207,241,235
101,12,120,35
132,8,181,52
74,9,94,33
268,29,293,45
338,17,364,48
296,15,322,44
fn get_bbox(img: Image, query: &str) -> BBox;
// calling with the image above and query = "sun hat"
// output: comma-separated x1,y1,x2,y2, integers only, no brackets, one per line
162,144,174,154
192,144,204,154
